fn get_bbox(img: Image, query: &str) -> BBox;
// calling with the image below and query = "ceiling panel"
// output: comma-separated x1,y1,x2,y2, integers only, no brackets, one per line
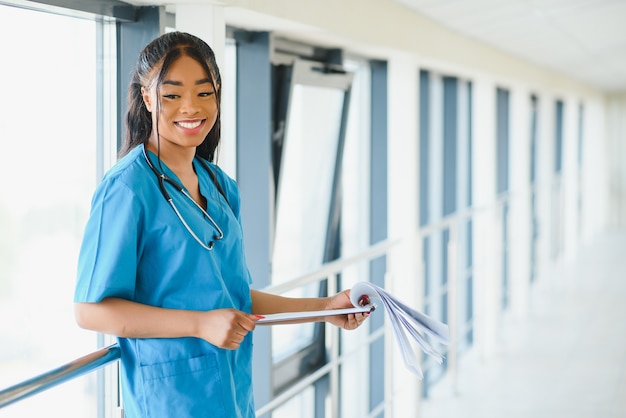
395,0,626,91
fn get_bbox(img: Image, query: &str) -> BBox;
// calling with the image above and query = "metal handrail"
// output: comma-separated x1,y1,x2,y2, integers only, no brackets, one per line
0,200,498,414
7,200,513,414
0,220,467,414
0,239,398,413
262,238,399,295
0,343,121,410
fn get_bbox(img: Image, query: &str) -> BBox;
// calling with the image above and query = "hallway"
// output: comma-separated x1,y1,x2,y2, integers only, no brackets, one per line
419,230,626,418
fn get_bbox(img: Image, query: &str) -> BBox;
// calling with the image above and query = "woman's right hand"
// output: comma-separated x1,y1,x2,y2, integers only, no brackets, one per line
197,309,259,350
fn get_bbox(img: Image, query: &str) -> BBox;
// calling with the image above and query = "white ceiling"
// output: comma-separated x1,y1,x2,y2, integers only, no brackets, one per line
135,0,626,92
394,0,626,92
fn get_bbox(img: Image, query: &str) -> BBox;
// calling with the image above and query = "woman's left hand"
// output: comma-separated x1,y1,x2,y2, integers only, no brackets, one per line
325,289,370,330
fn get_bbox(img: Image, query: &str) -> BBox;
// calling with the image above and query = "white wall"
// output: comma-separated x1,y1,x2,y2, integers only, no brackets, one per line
386,51,422,417
582,98,609,240
508,83,532,318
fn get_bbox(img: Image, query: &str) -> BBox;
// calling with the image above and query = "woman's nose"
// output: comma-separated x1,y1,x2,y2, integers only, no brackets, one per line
180,94,199,113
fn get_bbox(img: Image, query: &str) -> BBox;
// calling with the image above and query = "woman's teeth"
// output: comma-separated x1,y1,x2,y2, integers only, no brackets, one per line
177,120,201,129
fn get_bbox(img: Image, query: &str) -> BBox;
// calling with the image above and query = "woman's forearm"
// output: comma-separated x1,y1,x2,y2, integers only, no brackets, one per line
75,298,259,349
250,290,329,315
75,298,200,339
250,289,368,329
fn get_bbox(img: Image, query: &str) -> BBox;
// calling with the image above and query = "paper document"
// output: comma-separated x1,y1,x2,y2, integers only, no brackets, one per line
256,306,373,324
256,281,450,378
349,282,450,378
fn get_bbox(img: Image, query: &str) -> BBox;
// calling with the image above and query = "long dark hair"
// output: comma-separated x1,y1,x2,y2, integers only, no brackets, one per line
119,31,222,162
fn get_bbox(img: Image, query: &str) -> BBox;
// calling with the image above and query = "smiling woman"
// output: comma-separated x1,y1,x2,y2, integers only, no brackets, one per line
0,3,100,418
72,31,369,418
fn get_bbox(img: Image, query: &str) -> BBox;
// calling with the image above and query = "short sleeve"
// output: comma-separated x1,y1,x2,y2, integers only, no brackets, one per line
74,177,142,303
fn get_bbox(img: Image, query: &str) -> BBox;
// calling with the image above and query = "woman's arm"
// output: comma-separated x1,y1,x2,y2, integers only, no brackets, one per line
75,298,258,350
250,289,369,330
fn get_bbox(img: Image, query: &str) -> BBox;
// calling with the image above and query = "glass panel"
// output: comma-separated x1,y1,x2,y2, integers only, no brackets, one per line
555,100,564,173
496,88,510,194
271,84,344,360
530,95,539,282
552,100,564,258
0,4,98,416
271,387,315,418
419,70,430,227
340,58,370,260
272,84,344,284
442,76,457,216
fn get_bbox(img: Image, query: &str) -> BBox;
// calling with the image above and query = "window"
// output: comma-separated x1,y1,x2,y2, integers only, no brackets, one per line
270,58,354,398
577,103,584,236
552,100,565,259
530,94,539,283
0,3,105,416
496,87,510,309
419,69,473,393
234,34,376,415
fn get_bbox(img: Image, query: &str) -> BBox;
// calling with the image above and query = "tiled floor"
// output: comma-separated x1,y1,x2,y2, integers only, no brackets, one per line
419,230,626,418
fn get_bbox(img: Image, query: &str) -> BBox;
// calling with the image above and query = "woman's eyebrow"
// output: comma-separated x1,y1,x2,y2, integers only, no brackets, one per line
162,78,211,86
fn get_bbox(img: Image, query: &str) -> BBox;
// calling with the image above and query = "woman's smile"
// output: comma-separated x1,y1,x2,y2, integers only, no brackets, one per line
176,118,206,134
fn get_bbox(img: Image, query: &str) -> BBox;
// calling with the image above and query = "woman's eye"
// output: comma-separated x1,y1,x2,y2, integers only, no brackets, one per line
163,94,179,100
199,91,215,97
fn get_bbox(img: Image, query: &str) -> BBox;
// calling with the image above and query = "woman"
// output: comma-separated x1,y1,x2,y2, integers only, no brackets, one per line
73,31,369,418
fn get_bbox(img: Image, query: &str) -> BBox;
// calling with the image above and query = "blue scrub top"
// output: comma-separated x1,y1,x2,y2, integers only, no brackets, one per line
74,144,255,418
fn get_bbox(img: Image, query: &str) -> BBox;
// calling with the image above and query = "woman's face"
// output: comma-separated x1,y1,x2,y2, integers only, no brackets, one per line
142,54,218,154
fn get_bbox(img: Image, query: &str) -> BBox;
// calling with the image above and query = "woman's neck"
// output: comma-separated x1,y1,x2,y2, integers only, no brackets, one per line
146,140,205,208
146,140,196,176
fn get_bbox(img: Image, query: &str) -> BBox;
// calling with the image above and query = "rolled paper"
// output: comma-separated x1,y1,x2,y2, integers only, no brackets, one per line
349,281,450,378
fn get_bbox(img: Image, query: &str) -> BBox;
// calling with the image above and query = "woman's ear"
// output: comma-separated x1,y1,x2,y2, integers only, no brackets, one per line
141,86,153,112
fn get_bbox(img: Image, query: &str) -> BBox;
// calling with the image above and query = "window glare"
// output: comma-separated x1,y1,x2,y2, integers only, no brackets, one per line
0,4,98,417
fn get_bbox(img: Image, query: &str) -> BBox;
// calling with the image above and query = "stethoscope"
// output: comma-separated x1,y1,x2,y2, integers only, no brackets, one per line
143,146,224,251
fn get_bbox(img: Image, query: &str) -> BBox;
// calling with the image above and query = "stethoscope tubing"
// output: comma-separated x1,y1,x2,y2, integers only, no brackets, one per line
143,147,224,250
